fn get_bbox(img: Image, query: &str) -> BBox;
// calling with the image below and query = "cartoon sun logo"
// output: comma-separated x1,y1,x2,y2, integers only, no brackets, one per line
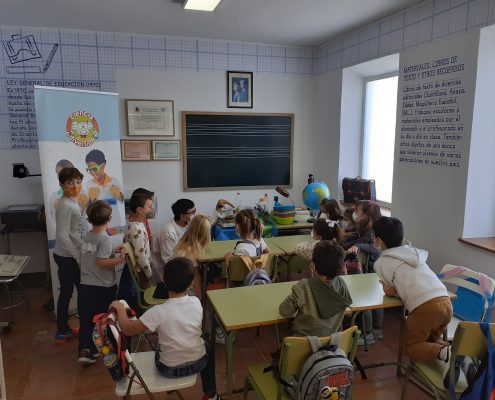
66,111,99,147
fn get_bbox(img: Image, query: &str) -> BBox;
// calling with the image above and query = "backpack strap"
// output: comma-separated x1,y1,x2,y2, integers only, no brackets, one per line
479,274,494,322
308,336,322,354
329,331,342,348
235,240,262,256
437,266,468,280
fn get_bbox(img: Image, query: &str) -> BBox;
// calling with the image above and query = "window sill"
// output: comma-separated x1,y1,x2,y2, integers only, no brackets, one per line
458,237,495,254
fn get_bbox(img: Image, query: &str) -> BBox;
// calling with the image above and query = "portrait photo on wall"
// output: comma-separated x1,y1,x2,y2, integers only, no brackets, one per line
227,71,253,108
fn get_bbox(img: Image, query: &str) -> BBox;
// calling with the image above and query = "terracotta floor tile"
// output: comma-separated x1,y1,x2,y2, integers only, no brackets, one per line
1,274,441,399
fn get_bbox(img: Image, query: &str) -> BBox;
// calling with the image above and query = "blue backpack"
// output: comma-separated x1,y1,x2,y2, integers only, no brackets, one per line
447,322,495,400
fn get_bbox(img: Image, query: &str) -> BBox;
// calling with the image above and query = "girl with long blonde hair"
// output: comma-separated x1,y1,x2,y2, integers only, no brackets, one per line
174,214,211,296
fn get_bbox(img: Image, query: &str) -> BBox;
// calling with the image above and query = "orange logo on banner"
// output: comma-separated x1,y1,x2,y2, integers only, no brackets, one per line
66,111,99,147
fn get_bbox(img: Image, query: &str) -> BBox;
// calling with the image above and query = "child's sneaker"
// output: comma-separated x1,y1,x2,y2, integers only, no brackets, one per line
78,349,97,364
357,332,376,346
373,329,384,340
54,327,79,344
215,327,226,344
202,394,223,400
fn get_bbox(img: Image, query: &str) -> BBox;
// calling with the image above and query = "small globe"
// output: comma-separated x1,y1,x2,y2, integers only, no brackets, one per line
302,182,330,210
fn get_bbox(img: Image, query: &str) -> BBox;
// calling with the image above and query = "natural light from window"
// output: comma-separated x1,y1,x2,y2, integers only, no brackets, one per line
362,75,398,204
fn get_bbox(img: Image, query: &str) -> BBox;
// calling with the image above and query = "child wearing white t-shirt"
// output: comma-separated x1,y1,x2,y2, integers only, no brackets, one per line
110,257,221,400
224,209,270,263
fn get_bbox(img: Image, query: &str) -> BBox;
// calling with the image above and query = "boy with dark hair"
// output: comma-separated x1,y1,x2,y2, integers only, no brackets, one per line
372,216,452,362
279,241,352,336
53,167,87,343
154,198,196,266
110,257,222,400
78,200,127,364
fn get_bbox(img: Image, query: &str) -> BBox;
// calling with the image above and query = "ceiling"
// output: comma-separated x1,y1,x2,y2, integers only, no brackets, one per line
1,0,423,47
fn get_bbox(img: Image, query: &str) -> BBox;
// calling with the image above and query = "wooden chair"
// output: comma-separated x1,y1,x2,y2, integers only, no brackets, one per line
438,264,495,340
226,253,278,287
115,351,197,399
122,243,165,315
400,321,495,400
242,326,360,400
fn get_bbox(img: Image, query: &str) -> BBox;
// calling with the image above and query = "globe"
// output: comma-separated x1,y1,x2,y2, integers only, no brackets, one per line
302,182,330,210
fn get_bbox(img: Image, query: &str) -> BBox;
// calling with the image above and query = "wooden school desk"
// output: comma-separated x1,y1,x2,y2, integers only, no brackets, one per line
264,234,313,255
207,273,403,397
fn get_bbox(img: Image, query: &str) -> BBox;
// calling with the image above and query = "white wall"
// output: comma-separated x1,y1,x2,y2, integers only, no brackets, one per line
116,69,319,229
312,70,342,198
463,25,495,238
391,30,495,276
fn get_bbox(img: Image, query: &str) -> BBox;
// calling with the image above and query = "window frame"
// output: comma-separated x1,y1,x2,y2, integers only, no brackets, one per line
361,71,399,208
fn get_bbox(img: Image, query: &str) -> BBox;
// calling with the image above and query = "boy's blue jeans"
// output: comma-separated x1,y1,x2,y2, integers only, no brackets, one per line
155,340,216,396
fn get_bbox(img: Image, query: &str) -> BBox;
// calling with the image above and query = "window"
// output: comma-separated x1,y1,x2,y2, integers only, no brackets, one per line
362,75,398,204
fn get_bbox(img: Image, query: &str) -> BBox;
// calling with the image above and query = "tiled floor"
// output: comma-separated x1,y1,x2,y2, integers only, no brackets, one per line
1,274,434,399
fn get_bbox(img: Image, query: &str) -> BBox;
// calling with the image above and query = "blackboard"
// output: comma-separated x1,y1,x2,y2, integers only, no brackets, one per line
182,112,294,190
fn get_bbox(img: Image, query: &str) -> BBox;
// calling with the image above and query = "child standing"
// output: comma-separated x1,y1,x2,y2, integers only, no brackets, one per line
279,241,352,336
125,193,154,288
78,200,127,364
110,257,222,400
295,218,344,261
372,217,452,362
224,209,270,263
53,167,87,343
174,215,211,296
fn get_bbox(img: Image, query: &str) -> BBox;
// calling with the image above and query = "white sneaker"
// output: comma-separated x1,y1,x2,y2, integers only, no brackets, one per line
215,327,226,344
357,333,375,346
373,329,384,340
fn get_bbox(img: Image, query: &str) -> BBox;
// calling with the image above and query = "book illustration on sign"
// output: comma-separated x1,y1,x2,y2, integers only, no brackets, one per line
3,34,58,74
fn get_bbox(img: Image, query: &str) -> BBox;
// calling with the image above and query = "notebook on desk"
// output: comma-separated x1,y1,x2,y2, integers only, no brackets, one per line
0,255,30,277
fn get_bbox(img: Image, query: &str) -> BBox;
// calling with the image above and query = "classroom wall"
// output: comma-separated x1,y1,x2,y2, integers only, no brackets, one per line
391,29,495,276
116,69,319,229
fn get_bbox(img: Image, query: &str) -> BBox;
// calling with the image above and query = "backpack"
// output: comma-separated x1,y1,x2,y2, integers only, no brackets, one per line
280,335,354,400
243,267,272,286
92,304,135,381
344,253,363,275
447,322,495,400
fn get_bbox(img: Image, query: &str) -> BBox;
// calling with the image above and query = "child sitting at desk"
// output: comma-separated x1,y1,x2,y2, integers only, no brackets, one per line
224,209,270,263
279,241,352,337
294,219,344,261
372,216,452,362
110,257,222,400
174,214,211,297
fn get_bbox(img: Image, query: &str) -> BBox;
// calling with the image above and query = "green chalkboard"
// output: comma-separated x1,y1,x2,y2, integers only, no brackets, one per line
182,112,294,191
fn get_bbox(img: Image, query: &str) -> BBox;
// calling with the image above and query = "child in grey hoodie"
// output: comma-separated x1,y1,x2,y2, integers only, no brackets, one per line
372,216,452,362
279,240,352,337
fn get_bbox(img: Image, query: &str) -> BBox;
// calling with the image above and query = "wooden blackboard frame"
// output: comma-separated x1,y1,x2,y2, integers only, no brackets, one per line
182,111,294,191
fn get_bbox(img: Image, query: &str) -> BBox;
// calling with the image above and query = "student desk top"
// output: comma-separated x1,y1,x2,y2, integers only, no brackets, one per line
275,220,313,231
198,239,286,263
207,273,403,397
264,234,313,256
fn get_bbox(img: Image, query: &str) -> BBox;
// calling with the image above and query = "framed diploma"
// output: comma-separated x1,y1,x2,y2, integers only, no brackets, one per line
121,140,151,161
152,140,181,161
126,99,175,136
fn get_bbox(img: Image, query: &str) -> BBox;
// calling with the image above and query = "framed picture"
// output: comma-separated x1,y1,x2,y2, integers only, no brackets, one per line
126,99,175,136
227,71,253,108
152,140,181,161
121,140,151,161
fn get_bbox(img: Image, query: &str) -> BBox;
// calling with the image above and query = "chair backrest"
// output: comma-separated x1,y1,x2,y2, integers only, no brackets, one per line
279,326,359,378
227,254,277,283
439,264,495,322
122,242,149,313
452,321,495,359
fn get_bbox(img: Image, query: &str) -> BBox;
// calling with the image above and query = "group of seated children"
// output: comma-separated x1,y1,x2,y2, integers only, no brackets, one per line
53,167,452,399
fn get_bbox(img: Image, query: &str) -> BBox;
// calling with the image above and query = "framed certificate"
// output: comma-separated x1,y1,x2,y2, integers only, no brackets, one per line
126,99,175,136
121,140,151,161
152,140,180,161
